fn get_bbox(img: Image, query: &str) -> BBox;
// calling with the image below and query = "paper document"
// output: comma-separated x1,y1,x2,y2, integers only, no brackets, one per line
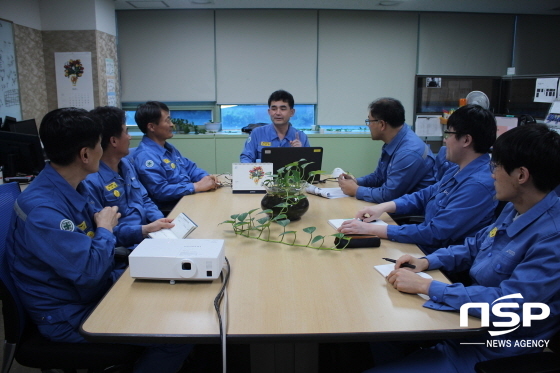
306,184,349,199
328,218,388,231
414,115,442,137
374,263,432,300
148,212,197,239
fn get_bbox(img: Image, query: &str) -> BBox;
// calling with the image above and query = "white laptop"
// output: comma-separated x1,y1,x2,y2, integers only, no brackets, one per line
231,163,274,194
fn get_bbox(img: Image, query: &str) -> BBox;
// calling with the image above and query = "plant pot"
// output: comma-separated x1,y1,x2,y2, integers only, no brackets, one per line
261,186,309,221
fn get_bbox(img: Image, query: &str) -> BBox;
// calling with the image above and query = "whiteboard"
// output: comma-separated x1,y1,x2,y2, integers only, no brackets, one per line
0,19,22,121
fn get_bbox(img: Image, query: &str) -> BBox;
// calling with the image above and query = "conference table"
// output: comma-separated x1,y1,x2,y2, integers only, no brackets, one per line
81,180,483,372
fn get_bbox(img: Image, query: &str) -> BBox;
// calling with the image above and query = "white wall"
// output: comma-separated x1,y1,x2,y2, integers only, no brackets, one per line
40,0,97,30
95,0,117,36
0,0,42,29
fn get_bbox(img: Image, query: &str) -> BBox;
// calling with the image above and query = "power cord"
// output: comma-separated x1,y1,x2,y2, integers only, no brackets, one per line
214,256,230,373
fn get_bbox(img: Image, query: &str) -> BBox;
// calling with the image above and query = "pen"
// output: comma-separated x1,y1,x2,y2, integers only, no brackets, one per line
382,257,416,269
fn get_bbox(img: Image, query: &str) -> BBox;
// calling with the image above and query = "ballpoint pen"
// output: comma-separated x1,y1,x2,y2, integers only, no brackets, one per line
382,257,416,269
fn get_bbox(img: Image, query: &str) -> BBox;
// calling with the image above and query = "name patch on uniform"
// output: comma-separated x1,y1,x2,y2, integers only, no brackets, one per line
489,227,498,237
77,221,87,231
260,142,271,146
145,160,154,168
60,219,75,232
163,158,171,164
105,182,118,191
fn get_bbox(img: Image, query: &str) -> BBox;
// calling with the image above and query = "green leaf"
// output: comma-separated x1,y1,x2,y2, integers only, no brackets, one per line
230,214,239,220
332,233,346,239
277,219,291,227
257,217,270,225
311,235,325,243
247,208,259,215
274,202,290,208
219,220,236,225
237,212,248,222
259,209,273,215
278,231,297,237
303,227,316,234
274,214,287,220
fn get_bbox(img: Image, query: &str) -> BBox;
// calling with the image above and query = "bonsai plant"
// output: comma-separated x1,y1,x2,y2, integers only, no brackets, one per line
261,159,320,221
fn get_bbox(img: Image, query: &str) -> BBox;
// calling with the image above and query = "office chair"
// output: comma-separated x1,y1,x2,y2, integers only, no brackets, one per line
0,182,144,373
474,330,560,373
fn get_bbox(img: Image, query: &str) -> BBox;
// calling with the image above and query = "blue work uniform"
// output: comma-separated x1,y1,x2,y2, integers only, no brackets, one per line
133,136,209,208
84,158,164,248
6,163,121,343
367,191,560,373
356,125,436,203
240,124,310,163
387,154,496,254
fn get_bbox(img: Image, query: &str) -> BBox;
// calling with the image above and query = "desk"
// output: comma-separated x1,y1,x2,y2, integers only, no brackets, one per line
81,184,483,371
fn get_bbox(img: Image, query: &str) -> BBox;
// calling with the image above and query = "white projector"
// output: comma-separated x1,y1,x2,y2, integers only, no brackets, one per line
129,239,225,281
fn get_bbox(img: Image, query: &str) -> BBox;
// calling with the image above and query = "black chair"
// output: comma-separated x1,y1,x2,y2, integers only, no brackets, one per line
474,330,560,373
0,182,144,373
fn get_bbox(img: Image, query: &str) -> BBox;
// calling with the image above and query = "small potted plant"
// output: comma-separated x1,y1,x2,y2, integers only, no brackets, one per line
261,160,322,221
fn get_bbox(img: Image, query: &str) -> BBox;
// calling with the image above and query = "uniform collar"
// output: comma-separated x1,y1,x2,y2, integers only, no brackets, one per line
264,123,296,142
43,163,88,211
383,125,408,156
505,191,559,237
450,153,491,184
97,161,120,183
141,135,169,156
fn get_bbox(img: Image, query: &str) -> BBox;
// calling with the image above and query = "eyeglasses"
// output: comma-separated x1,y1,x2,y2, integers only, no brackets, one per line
489,161,501,173
365,119,380,126
443,130,458,139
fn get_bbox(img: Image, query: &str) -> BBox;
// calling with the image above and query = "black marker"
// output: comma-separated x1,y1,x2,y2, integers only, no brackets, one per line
383,257,416,269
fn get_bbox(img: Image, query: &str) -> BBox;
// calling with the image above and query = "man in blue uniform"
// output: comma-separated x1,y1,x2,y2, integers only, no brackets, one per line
365,124,560,373
240,89,310,163
6,108,191,373
132,101,218,211
84,106,174,249
340,105,497,254
338,97,436,203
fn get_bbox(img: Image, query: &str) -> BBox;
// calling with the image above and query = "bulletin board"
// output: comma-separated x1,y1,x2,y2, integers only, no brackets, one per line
0,18,22,121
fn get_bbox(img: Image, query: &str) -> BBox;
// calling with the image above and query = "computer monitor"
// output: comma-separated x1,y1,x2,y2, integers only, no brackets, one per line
1,116,17,131
0,132,46,177
495,116,518,138
8,119,39,137
261,147,324,183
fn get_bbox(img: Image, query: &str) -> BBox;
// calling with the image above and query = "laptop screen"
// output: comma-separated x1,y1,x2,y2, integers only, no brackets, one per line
261,147,323,183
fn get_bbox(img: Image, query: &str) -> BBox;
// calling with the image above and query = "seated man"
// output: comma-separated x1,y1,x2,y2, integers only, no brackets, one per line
240,89,310,163
6,108,192,372
365,123,560,373
340,105,497,254
84,106,174,249
338,97,436,203
132,101,218,211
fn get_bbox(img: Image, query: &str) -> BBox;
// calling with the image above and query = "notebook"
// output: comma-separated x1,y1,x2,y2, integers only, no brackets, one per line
231,162,274,194
261,146,324,183
148,212,197,239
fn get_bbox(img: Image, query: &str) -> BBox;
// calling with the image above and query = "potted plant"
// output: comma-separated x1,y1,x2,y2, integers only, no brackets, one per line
261,160,321,221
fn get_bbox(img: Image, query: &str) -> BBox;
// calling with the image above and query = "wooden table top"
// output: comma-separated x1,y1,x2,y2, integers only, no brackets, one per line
81,182,483,343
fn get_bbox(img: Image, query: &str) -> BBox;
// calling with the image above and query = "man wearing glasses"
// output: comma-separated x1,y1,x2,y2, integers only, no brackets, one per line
364,124,560,373
339,104,497,255
132,101,218,212
338,97,436,202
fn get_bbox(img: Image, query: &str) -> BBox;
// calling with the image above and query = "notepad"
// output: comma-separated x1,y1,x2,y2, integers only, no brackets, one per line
148,212,197,239
374,263,432,300
328,218,388,231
